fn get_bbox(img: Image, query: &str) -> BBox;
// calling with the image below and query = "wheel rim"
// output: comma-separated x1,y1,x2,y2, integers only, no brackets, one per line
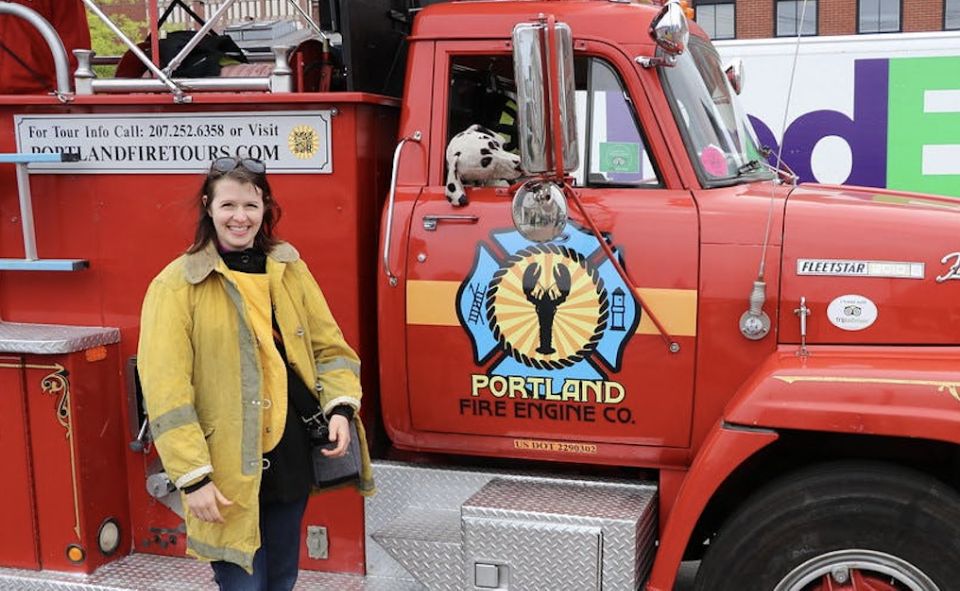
773,549,939,591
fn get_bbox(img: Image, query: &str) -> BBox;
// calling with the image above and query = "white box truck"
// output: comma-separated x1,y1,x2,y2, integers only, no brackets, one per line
715,31,960,197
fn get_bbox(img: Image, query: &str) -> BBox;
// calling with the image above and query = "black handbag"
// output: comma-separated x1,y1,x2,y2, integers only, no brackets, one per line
303,414,362,487
288,375,361,488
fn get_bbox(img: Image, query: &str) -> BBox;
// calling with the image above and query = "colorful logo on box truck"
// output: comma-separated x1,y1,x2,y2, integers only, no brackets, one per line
456,224,639,424
747,57,960,197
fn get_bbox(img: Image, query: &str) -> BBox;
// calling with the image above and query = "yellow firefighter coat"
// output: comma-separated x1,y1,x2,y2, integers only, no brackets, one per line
137,241,374,572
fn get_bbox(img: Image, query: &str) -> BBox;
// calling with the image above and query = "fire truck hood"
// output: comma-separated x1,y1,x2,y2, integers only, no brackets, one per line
779,184,960,345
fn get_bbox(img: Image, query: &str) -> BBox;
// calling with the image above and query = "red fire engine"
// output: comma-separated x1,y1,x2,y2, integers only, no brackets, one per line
1,0,958,589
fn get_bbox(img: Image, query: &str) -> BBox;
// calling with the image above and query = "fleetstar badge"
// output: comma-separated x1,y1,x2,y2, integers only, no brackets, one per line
797,258,924,279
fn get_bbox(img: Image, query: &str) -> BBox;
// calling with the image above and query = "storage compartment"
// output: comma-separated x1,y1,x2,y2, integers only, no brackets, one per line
462,479,657,591
0,322,128,574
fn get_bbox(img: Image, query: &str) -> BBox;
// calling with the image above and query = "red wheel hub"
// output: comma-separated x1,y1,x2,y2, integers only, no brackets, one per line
813,569,904,591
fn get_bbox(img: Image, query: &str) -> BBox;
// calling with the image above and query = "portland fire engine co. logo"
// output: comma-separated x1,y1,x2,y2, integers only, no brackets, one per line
457,224,640,423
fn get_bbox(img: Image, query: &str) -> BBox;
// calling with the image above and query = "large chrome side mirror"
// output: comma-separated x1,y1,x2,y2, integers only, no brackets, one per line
725,58,744,95
651,1,689,58
511,180,568,243
512,20,579,175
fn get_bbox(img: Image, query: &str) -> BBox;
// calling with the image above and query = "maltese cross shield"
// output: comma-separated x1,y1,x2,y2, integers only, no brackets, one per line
456,222,640,396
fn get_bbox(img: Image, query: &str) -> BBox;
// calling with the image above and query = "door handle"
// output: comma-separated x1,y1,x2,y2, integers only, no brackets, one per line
423,214,479,231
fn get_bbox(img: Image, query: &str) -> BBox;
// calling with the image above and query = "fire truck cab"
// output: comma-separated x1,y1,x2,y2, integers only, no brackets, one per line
1,1,960,590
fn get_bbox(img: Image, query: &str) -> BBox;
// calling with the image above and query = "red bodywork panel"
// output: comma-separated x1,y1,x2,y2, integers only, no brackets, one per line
0,354,39,569
0,94,397,573
0,0,90,95
780,184,960,345
727,346,960,442
646,423,778,591
689,183,789,449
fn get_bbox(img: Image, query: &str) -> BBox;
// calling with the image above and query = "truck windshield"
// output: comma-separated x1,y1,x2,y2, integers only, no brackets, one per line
660,37,774,187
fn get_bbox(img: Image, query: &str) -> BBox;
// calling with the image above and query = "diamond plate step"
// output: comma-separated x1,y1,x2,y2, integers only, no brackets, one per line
1,462,656,590
370,508,461,591
0,553,424,590
365,462,657,591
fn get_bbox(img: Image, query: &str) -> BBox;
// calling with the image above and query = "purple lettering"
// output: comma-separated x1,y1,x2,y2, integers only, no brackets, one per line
749,59,889,187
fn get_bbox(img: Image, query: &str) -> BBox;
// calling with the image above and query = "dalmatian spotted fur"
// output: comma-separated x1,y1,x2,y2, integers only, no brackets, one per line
445,124,522,207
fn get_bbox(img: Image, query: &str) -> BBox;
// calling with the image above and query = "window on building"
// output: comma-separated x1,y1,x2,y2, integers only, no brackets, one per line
859,0,901,33
947,0,960,30
695,0,736,40
777,0,818,36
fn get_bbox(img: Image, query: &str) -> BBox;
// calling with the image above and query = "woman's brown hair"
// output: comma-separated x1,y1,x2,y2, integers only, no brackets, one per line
187,163,282,254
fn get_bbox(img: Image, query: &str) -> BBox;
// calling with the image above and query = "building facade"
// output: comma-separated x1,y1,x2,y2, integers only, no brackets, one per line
693,0,960,39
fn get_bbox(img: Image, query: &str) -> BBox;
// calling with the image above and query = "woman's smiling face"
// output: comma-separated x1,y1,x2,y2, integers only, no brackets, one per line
206,177,264,252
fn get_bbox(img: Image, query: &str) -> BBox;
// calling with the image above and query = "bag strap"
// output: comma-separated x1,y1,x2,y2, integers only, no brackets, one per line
287,365,326,428
275,321,325,427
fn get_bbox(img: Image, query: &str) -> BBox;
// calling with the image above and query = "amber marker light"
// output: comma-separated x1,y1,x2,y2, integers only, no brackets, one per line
66,544,86,564
85,345,108,362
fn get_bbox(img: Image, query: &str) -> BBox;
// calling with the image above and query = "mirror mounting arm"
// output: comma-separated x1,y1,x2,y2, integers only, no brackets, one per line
562,185,680,353
635,55,678,69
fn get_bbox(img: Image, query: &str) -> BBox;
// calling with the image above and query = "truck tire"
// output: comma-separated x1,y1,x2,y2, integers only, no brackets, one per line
693,461,960,591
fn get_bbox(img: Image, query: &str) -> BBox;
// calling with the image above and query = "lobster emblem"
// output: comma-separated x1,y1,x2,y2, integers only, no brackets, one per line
523,262,571,354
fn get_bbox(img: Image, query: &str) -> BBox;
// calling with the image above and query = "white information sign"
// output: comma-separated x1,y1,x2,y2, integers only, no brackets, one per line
14,111,333,174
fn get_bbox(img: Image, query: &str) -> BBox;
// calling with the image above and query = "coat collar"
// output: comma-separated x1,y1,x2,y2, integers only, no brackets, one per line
183,241,299,285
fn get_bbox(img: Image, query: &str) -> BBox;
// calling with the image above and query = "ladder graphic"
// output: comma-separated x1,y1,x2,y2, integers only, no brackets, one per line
468,283,486,324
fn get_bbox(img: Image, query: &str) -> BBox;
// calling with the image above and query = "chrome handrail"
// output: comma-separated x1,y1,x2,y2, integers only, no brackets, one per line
382,132,422,287
0,2,71,100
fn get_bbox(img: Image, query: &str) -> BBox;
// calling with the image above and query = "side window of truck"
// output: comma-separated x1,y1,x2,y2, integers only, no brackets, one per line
575,58,661,188
447,55,520,151
446,54,661,188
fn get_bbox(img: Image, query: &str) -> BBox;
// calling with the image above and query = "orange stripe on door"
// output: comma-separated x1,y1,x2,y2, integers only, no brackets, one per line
406,280,697,336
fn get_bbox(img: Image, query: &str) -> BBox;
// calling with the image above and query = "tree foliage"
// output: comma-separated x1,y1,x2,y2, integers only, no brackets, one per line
87,0,148,76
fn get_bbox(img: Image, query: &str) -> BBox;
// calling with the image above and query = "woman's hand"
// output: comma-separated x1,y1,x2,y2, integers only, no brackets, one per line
185,481,233,523
321,414,351,457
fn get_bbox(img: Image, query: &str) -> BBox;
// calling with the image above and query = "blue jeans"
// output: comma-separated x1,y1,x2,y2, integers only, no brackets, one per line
210,495,309,591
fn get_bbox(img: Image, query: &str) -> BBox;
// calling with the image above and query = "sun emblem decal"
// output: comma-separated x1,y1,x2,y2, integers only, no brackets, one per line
457,223,639,395
487,244,608,369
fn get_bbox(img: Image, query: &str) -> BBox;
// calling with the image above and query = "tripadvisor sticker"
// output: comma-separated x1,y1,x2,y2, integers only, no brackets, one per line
599,142,640,173
827,294,878,331
700,144,728,177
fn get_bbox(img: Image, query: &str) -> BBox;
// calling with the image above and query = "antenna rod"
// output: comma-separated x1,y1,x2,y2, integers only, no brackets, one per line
740,0,810,341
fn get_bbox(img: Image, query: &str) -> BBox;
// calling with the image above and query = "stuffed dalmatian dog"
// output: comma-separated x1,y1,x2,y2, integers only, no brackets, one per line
445,124,523,207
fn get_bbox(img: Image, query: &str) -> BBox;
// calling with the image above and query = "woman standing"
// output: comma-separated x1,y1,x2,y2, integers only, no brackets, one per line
138,157,373,590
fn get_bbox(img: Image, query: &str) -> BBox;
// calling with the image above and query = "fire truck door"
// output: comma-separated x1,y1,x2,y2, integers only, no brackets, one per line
403,48,698,449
